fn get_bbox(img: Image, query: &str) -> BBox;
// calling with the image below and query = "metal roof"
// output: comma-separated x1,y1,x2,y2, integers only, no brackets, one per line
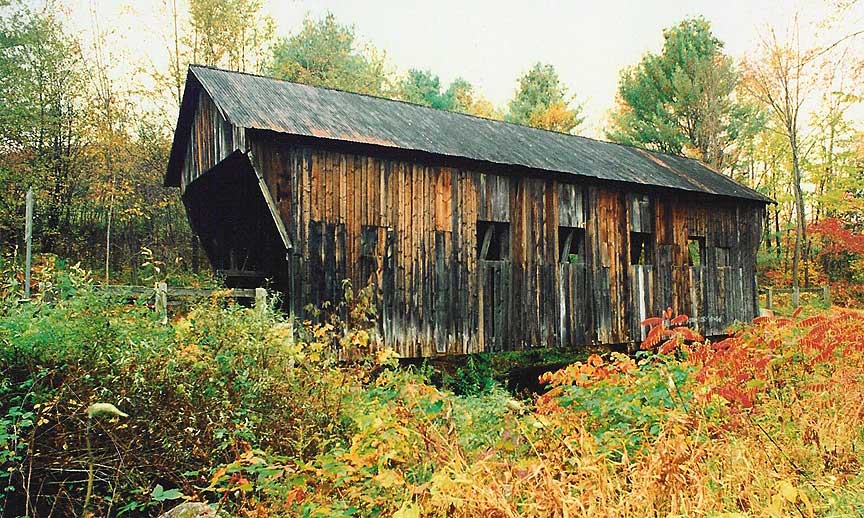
166,65,772,204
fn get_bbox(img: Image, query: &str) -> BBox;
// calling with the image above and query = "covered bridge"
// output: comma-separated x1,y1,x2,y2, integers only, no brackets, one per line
165,65,771,357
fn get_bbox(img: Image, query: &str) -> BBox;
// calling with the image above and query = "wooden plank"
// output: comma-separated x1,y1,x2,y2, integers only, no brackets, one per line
558,183,584,228
222,133,768,355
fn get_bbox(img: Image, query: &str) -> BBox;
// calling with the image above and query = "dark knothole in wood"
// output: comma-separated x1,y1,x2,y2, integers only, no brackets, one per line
630,231,653,265
688,236,706,267
558,227,585,264
477,220,510,261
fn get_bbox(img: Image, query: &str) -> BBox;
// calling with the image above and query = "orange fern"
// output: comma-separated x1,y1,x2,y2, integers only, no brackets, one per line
641,317,663,328
670,314,689,325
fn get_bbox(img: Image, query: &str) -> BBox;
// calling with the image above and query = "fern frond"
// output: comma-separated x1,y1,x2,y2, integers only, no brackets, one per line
641,317,663,328
670,314,689,325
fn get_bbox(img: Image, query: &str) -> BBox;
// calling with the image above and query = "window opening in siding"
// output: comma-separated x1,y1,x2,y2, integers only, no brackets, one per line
477,220,509,261
558,227,585,264
688,236,705,267
630,232,653,265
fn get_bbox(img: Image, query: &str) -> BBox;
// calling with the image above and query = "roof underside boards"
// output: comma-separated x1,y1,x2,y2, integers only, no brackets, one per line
166,65,772,204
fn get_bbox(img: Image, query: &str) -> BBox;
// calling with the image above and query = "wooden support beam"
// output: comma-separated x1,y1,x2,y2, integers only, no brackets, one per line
479,224,493,260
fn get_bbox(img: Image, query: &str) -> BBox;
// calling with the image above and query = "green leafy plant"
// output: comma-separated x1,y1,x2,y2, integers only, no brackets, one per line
445,354,496,396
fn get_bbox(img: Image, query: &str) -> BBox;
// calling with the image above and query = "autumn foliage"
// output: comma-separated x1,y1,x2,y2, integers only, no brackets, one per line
3,263,864,516
809,218,864,257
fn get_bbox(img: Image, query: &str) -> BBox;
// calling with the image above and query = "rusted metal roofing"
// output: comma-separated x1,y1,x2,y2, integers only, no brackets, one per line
166,65,772,203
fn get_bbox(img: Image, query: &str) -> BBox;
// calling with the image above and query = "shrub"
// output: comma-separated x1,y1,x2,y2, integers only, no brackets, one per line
0,264,381,516
2,261,864,516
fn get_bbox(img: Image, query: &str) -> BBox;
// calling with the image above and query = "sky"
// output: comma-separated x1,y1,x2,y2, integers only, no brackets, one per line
68,0,861,137
266,0,823,135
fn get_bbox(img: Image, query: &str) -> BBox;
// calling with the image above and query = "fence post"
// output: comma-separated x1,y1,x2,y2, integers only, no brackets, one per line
766,287,773,310
155,282,168,324
23,187,33,301
823,285,831,307
255,287,268,317
792,286,800,308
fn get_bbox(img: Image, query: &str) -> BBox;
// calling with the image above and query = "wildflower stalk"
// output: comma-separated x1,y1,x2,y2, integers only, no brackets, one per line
82,403,129,517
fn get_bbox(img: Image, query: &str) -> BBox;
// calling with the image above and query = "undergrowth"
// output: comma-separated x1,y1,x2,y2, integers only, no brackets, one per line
1,260,863,516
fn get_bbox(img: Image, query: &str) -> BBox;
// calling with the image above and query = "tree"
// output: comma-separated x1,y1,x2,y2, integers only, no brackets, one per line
269,13,389,96
0,1,90,252
807,53,864,224
506,63,583,133
398,69,451,109
187,0,274,72
146,0,274,121
397,71,500,118
607,17,749,169
445,77,500,119
742,21,817,301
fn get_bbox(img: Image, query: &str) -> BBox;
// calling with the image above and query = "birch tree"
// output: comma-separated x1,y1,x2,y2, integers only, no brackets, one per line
742,21,816,301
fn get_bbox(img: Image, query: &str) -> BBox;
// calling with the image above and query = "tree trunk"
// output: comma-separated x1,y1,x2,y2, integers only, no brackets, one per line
774,205,782,259
790,139,806,306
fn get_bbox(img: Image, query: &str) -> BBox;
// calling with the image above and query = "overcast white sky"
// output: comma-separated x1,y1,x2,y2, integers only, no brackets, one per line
268,0,823,135
68,0,861,137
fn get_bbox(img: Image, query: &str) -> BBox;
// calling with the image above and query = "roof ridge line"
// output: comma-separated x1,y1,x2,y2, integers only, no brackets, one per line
183,65,772,204
187,64,737,169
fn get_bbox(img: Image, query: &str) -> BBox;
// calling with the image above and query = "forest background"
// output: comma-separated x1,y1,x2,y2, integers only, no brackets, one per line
3,2,864,516
1,0,863,300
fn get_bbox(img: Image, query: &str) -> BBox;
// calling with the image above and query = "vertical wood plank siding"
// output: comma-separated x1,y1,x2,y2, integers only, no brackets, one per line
182,122,764,357
181,90,236,191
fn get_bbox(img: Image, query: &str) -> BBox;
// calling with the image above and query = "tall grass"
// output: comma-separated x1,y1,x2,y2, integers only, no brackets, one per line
1,259,862,516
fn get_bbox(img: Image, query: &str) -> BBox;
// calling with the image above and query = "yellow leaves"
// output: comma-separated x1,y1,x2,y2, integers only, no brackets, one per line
209,466,228,488
313,323,334,341
375,347,399,367
178,343,202,362
767,480,813,517
527,100,582,134
506,399,524,413
778,480,798,502
539,352,637,388
352,329,370,347
392,501,421,518
373,469,404,488
428,468,470,507
173,317,193,340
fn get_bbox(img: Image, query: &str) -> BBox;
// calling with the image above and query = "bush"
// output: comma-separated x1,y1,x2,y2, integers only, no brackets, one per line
0,264,380,516
443,354,496,396
2,261,864,516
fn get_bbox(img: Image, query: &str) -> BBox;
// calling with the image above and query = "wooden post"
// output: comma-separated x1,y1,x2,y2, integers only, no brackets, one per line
255,287,268,317
23,187,33,301
155,282,168,324
766,287,773,310
823,285,831,307
792,286,800,308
